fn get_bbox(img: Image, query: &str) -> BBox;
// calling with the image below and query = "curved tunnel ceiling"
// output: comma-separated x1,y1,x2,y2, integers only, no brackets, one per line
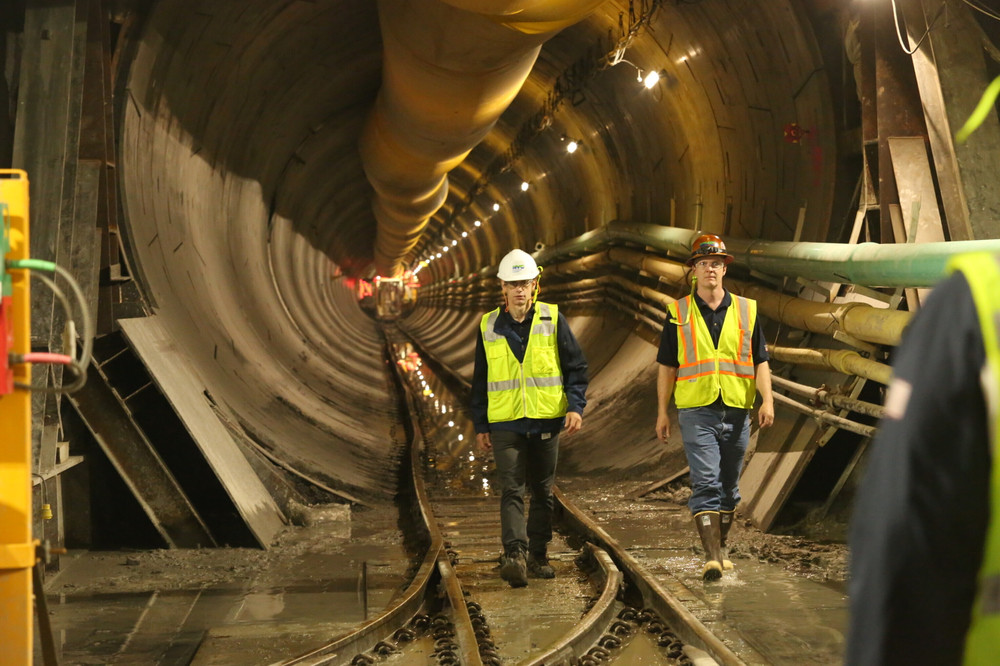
118,0,842,501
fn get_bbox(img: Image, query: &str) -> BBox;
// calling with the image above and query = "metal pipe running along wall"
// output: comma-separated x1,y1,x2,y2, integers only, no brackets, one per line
359,0,604,276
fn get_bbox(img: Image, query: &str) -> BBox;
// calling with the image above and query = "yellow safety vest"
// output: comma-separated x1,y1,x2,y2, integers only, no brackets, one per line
954,253,1000,665
480,302,569,423
668,294,757,409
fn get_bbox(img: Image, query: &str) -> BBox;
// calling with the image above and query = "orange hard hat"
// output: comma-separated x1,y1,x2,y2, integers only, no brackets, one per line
687,233,734,266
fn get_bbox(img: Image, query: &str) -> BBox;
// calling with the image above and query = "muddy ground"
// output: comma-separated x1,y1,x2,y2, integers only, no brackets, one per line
644,481,849,585
48,481,849,598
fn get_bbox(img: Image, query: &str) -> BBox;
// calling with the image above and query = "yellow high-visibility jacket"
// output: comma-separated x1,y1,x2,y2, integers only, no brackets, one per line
480,302,568,423
955,253,1000,665
668,294,757,409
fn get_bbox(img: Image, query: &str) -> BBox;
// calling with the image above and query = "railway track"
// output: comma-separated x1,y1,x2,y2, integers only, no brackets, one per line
277,332,757,666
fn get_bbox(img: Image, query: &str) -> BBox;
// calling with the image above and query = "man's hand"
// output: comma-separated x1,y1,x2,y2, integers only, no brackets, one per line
564,412,583,435
656,413,671,441
758,401,775,429
476,432,492,451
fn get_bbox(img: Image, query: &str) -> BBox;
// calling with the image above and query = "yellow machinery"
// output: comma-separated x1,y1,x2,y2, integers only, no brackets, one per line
0,169,33,665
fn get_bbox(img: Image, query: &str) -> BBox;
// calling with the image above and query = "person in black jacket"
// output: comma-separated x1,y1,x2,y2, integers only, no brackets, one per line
847,267,990,664
471,249,588,588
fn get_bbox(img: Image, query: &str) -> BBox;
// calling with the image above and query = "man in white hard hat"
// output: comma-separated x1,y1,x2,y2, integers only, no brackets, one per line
471,249,589,588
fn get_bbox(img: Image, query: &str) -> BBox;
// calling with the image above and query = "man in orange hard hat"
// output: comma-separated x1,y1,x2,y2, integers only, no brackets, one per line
654,233,774,580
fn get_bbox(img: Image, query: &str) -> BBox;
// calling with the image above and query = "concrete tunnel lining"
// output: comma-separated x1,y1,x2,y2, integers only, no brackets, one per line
117,0,837,502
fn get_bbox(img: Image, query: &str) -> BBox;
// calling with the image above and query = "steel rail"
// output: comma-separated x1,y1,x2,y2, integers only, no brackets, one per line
554,486,753,666
521,543,624,666
281,328,761,665
274,348,448,666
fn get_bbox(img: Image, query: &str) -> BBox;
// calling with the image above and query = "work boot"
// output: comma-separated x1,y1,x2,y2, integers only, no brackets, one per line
527,551,555,579
500,547,528,588
694,511,724,581
719,510,735,571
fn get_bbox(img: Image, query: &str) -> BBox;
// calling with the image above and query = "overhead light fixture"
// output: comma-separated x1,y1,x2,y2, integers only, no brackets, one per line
442,246,449,252
560,134,581,154
521,181,530,191
610,51,665,90
451,239,458,246
461,231,468,237
474,220,482,227
492,203,500,212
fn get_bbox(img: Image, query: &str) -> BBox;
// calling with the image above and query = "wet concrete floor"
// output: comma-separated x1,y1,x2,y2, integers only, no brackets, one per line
40,475,845,665
560,477,847,664
40,503,412,664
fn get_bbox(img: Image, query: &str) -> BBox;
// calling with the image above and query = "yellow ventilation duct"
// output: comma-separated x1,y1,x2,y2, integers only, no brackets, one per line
360,0,605,276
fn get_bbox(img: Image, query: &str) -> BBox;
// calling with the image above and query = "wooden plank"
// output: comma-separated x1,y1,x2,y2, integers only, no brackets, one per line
740,406,825,532
739,409,803,512
887,137,947,244
748,419,824,531
627,466,689,500
67,364,216,548
901,0,974,241
118,316,286,549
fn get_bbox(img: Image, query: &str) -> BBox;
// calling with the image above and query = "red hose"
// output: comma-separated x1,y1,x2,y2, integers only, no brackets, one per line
20,352,74,365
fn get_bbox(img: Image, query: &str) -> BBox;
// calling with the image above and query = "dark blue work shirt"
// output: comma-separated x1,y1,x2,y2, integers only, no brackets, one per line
655,289,769,367
471,304,589,435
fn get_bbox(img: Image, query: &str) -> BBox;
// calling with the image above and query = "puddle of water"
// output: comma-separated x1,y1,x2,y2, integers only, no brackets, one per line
43,505,415,664
586,503,846,665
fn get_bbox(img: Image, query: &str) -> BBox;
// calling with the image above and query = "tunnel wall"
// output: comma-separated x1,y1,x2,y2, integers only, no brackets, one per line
119,0,404,501
114,0,838,501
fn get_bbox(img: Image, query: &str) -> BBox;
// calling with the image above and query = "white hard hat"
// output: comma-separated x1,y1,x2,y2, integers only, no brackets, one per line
497,249,540,281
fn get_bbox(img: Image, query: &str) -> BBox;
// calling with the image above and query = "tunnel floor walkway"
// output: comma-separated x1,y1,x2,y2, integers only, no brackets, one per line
39,475,846,665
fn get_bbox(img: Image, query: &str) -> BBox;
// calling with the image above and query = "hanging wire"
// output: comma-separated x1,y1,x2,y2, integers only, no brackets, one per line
962,0,1000,22
890,0,947,55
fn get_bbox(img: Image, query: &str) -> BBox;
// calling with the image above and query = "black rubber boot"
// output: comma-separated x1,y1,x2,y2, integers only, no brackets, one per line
720,510,735,570
694,511,724,581
527,551,555,579
500,547,528,588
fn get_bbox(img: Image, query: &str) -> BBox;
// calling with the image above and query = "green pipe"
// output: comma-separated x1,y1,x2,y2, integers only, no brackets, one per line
534,223,1000,289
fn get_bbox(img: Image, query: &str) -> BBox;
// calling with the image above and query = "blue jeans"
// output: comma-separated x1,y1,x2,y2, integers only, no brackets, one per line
677,403,750,515
491,430,559,555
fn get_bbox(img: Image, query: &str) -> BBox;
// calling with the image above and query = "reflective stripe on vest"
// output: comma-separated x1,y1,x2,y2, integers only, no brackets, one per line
668,294,757,409
953,253,1000,665
480,302,569,423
